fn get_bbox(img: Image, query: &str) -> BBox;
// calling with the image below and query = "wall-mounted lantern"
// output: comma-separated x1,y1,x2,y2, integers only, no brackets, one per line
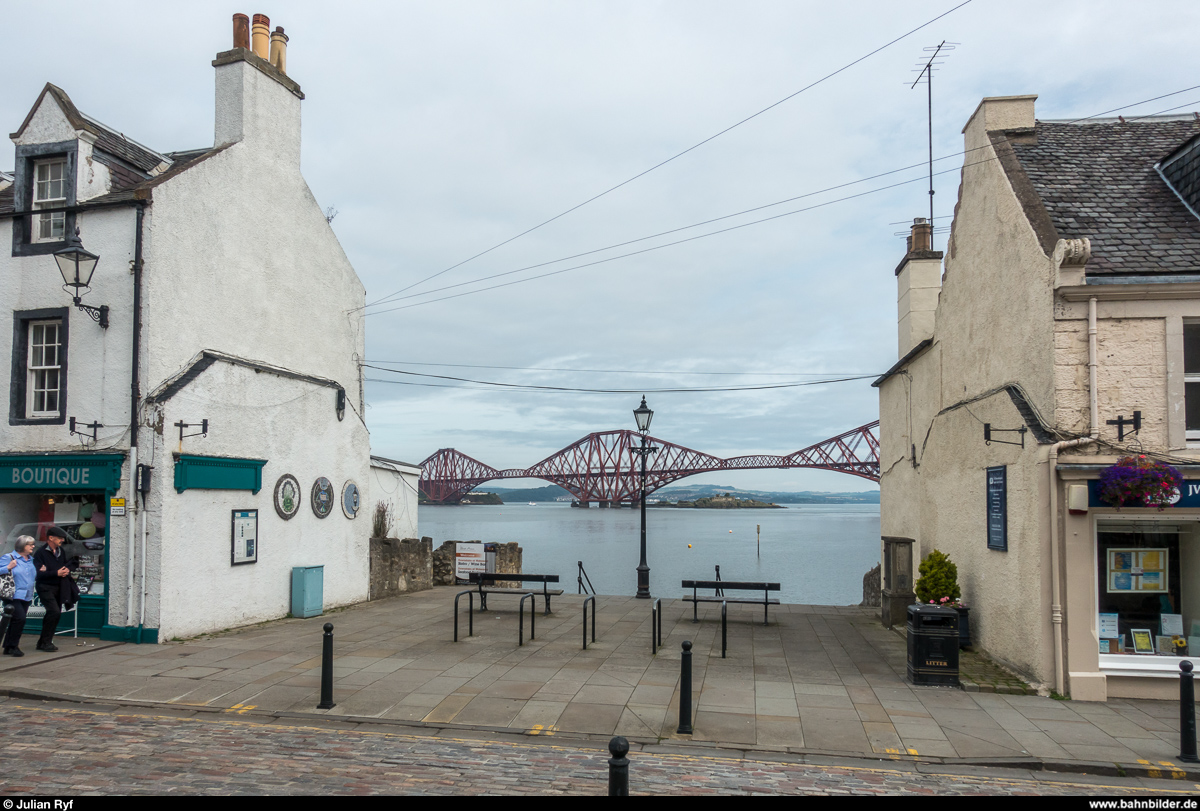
53,229,109,328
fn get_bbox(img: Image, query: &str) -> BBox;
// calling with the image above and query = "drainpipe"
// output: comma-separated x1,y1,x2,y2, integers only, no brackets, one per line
1048,296,1098,695
125,203,145,631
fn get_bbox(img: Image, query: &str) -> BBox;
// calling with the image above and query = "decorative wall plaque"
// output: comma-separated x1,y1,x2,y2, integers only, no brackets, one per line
341,480,360,519
311,477,334,518
274,474,300,520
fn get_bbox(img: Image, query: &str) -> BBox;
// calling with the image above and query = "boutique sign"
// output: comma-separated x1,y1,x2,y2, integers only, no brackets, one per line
0,454,125,492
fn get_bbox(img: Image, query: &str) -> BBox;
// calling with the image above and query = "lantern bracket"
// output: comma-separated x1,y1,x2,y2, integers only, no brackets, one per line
984,423,1027,448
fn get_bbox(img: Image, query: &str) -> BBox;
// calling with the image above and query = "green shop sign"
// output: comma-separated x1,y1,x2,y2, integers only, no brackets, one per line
0,453,126,492
174,455,267,494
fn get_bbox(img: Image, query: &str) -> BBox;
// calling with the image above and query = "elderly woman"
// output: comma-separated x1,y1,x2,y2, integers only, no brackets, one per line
1,536,38,657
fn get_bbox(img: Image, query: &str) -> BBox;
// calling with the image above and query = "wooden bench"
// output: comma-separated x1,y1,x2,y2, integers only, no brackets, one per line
681,580,780,626
469,573,563,615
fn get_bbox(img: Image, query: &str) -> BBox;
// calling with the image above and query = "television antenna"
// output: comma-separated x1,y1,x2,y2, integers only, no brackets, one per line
910,41,959,231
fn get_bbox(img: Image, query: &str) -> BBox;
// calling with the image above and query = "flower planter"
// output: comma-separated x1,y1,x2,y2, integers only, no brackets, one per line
955,606,971,649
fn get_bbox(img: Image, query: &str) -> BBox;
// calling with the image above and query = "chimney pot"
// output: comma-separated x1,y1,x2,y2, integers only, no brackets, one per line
910,217,932,253
251,14,270,60
233,14,250,50
270,26,289,74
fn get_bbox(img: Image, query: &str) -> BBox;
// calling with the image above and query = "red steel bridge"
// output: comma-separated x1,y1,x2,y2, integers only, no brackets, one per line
419,421,879,505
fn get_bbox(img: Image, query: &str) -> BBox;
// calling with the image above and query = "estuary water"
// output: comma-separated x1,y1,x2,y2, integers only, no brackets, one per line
418,502,881,606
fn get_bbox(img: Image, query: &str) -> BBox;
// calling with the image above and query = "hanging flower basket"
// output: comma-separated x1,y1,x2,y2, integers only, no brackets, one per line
1096,456,1183,510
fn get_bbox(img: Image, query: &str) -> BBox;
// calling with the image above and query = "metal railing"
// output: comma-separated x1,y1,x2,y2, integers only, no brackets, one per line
577,560,595,595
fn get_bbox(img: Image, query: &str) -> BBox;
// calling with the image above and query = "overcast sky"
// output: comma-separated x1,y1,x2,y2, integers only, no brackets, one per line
6,1,1198,492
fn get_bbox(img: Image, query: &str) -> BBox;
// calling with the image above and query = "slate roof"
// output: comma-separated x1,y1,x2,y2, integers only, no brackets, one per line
1008,118,1200,275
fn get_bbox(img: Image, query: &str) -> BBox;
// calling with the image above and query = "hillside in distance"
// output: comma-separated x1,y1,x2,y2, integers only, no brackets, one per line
487,483,878,504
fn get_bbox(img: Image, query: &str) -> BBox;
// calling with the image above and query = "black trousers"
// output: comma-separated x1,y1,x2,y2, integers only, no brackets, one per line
2,599,30,650
35,584,62,646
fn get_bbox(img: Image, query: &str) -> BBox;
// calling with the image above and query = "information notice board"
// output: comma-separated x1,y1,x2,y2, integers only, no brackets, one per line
986,466,1007,551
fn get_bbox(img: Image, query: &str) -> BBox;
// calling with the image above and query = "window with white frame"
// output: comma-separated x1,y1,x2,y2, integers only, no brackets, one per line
1187,322,1200,442
26,320,62,417
32,159,67,242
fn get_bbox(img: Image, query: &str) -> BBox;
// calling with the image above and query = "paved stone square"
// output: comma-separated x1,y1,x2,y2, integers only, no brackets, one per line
0,587,1197,782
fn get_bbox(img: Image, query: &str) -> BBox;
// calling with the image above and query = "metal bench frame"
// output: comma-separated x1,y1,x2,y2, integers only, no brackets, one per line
681,579,780,626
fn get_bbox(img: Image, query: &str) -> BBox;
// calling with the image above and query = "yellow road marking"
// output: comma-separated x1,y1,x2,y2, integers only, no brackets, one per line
13,701,1197,795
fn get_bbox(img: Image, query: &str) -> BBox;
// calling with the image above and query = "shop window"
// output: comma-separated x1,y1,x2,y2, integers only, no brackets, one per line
9,308,68,425
1186,322,1200,442
1096,520,1200,657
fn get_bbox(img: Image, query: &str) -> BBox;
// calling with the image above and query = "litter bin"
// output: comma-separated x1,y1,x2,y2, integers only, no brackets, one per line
291,565,324,618
906,603,959,686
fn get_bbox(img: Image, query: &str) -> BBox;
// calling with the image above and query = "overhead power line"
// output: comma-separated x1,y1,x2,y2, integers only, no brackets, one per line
360,88,1200,316
364,360,874,376
363,365,881,394
359,0,976,312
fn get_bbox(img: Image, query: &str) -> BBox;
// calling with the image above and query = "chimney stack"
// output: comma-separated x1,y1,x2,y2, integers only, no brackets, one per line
251,14,270,60
269,26,288,74
895,216,943,357
233,14,250,50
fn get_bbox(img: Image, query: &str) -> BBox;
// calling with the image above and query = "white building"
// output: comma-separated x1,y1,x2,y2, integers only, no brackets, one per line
0,16,410,640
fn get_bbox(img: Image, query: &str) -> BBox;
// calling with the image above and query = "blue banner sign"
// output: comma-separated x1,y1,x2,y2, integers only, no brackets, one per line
1088,479,1200,509
987,466,1007,550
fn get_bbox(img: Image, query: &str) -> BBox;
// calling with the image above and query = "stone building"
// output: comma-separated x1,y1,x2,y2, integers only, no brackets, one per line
875,94,1200,699
0,15,382,640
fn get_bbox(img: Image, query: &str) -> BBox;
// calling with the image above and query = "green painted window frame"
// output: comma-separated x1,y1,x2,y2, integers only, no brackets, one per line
174,454,267,494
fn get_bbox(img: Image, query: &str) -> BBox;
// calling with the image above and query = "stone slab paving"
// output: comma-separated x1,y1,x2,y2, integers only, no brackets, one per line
0,587,1196,783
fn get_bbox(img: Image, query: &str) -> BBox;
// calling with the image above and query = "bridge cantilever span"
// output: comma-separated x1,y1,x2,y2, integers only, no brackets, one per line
418,421,879,505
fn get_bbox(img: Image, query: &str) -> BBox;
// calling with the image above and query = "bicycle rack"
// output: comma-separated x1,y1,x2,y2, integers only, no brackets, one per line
454,590,475,642
519,592,536,646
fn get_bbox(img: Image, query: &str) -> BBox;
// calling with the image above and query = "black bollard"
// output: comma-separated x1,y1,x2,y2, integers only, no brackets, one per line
608,735,630,796
1181,660,1199,763
677,640,693,734
317,622,336,710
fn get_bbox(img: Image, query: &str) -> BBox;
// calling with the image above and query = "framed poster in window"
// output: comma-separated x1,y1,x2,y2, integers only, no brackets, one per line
1106,548,1168,593
231,509,258,566
986,466,1007,551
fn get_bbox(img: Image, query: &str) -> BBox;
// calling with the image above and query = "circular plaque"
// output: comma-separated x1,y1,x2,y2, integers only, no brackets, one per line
341,480,361,519
274,474,301,520
311,477,334,519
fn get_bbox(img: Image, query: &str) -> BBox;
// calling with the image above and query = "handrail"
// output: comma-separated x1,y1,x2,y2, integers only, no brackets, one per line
519,592,536,646
454,589,474,642
577,560,596,595
583,595,596,649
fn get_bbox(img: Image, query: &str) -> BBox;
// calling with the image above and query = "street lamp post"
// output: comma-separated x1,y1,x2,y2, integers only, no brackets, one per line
632,396,657,599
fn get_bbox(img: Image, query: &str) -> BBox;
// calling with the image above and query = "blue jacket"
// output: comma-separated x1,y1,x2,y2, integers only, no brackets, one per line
1,552,36,602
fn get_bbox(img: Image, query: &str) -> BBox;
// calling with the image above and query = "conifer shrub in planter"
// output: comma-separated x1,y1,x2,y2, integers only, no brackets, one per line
915,549,970,648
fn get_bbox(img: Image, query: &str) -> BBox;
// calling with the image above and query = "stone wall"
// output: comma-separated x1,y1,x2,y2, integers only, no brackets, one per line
860,564,881,607
432,540,523,586
370,536,433,600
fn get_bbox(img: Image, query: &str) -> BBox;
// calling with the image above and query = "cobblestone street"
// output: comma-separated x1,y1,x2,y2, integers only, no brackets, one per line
1,699,1196,796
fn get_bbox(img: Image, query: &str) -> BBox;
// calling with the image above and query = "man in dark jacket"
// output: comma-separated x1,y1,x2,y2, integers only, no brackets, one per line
33,526,76,652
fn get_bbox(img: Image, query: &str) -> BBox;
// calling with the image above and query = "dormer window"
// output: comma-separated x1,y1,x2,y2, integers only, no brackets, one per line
33,159,67,242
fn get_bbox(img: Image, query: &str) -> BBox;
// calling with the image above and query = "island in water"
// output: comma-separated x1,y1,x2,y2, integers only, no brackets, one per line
650,494,783,509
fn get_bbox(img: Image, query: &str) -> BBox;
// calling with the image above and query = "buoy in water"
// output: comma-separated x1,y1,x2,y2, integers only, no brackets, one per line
687,544,692,548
